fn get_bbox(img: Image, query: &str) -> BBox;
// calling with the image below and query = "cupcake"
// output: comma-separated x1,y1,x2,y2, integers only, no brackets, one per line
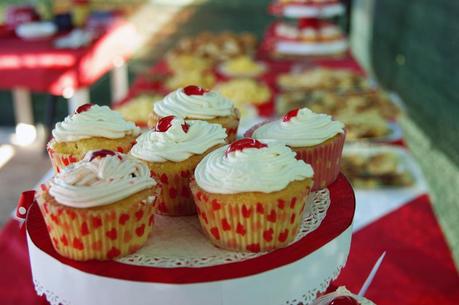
35,150,160,261
48,103,140,173
147,85,240,142
247,107,345,190
190,138,314,252
131,116,227,216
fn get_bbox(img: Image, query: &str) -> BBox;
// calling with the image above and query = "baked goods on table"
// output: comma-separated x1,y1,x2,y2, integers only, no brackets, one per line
277,68,369,93
35,150,160,261
218,55,267,78
164,69,216,91
248,107,345,190
191,138,314,252
270,20,348,57
148,85,240,142
115,93,163,127
130,116,227,216
47,104,140,173
166,53,213,73
341,151,414,188
169,31,257,62
335,110,391,141
214,78,271,116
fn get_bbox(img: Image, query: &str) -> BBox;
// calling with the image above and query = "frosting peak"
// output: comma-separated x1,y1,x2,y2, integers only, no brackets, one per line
252,108,344,147
195,141,313,194
49,151,156,208
153,87,234,119
130,117,226,163
52,104,140,142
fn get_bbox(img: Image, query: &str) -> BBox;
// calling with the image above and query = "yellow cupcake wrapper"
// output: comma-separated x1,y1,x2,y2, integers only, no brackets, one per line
35,187,159,261
190,180,311,252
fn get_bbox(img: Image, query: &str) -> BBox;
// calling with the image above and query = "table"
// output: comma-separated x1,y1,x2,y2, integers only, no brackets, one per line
1,54,458,305
0,20,140,142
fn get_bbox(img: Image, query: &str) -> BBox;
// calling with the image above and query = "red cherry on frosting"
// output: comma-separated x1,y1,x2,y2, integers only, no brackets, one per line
225,138,267,156
183,85,208,96
283,108,300,122
75,103,94,114
298,18,321,30
89,149,116,161
329,296,360,305
155,115,190,133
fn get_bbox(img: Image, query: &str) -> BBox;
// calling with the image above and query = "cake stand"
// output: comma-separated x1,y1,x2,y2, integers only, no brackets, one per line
269,1,345,19
26,174,355,305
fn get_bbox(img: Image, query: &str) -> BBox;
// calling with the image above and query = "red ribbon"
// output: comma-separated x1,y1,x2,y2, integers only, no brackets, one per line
16,190,36,220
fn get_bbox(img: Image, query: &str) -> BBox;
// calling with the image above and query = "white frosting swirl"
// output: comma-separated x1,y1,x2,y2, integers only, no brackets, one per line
195,142,313,194
52,105,140,142
153,88,234,119
252,108,344,147
130,118,226,163
49,152,156,208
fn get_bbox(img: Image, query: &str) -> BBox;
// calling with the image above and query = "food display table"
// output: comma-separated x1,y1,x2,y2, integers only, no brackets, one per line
0,20,139,137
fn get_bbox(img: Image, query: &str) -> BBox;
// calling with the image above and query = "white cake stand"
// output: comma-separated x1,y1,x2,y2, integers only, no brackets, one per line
26,174,355,305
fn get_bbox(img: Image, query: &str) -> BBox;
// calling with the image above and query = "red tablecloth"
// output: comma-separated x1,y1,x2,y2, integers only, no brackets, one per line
1,43,458,304
1,193,458,305
0,21,139,95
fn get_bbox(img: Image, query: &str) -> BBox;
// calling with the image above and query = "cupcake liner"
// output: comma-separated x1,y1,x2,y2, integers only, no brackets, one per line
294,132,345,191
35,186,159,261
149,167,196,216
190,179,312,252
47,140,135,173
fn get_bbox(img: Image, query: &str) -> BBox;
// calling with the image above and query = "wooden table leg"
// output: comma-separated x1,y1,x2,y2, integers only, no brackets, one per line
67,88,90,113
12,87,36,146
110,58,128,104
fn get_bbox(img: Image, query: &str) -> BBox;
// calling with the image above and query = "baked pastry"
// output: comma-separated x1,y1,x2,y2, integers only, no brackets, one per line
166,54,213,73
131,116,226,216
277,68,368,93
272,21,347,57
164,70,216,91
248,107,345,190
214,79,271,117
35,150,159,261
115,93,163,127
148,85,240,142
218,56,266,78
170,31,257,62
47,104,140,173
341,152,413,188
191,138,314,252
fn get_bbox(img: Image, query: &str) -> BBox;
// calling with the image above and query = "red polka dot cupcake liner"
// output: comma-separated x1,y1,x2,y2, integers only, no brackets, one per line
47,141,135,173
293,132,345,191
150,168,196,216
190,179,312,252
35,185,159,261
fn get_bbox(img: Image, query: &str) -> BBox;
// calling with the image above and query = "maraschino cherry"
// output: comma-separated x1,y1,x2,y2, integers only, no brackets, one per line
329,296,360,305
183,85,208,96
155,116,190,133
89,149,116,161
298,18,321,30
75,103,94,114
225,138,267,156
283,108,300,122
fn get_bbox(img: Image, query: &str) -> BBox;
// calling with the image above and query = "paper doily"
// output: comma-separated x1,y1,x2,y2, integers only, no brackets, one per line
117,188,330,268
